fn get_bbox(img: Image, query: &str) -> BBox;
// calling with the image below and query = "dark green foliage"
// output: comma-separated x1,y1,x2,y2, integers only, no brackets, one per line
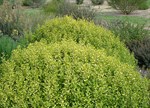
76,0,84,4
0,0,3,5
0,35,18,63
22,0,46,8
27,16,136,66
91,0,104,5
107,20,149,43
0,41,149,107
107,0,148,14
127,37,150,69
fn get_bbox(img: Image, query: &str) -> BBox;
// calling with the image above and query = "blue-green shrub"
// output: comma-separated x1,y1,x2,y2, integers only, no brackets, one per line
28,16,136,66
0,35,18,63
0,41,149,107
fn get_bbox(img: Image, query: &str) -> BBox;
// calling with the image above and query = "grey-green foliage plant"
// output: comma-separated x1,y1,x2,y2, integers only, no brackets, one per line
0,40,149,107
107,0,147,14
107,20,149,43
57,2,96,21
91,0,104,5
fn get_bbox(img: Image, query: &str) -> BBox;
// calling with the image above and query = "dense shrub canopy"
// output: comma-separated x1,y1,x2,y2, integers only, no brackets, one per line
0,41,149,107
28,16,136,66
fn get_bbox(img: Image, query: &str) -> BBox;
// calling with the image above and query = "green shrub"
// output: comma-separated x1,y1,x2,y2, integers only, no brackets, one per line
91,0,104,5
28,16,136,66
76,0,84,4
126,37,150,69
107,0,147,14
0,35,18,63
0,0,3,5
0,40,149,107
107,20,149,43
22,0,46,8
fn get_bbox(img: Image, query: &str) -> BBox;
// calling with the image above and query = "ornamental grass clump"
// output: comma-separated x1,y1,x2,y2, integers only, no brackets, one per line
0,41,149,107
27,16,136,66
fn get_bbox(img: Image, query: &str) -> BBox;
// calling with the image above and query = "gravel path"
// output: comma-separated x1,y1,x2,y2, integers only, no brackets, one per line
69,0,150,18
